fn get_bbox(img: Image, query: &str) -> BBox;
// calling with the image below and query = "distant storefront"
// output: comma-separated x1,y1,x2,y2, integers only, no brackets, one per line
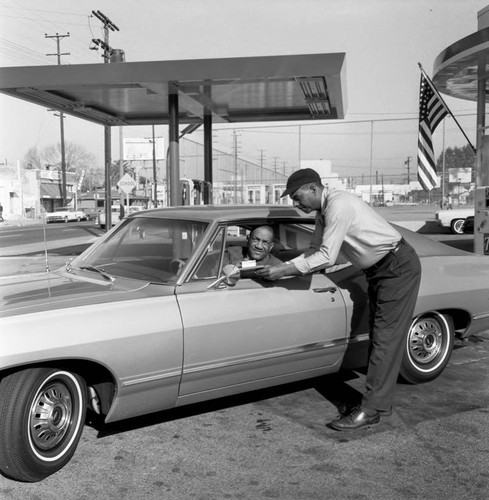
39,170,76,213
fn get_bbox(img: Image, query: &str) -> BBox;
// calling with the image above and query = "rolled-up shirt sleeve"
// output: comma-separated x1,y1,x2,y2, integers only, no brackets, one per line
292,194,351,274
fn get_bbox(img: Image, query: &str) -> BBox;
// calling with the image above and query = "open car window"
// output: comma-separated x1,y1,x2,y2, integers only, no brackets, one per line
189,221,318,282
73,217,209,284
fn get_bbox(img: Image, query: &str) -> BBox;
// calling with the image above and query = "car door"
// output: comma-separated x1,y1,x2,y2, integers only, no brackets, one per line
175,228,349,399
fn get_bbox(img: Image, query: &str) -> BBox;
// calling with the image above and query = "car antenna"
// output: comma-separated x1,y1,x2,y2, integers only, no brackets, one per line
41,208,52,296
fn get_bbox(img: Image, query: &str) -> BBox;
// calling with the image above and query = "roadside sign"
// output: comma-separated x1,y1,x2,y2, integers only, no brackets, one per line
118,173,137,194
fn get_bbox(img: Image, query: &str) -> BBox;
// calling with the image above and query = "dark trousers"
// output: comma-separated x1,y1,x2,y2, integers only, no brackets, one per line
362,239,421,412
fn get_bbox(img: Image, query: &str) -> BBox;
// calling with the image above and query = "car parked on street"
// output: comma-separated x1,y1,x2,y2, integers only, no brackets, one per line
435,206,473,234
1,205,489,482
45,207,87,223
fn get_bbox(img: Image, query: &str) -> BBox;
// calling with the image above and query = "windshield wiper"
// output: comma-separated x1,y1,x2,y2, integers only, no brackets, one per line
78,265,114,282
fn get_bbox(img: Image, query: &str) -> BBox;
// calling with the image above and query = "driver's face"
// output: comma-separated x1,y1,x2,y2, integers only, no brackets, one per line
247,227,274,261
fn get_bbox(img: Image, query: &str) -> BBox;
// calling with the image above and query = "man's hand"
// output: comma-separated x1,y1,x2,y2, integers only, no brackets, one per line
255,262,298,281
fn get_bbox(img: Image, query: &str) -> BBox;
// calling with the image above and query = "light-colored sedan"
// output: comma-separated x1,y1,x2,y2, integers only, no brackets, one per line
1,205,489,482
45,207,87,223
435,206,473,234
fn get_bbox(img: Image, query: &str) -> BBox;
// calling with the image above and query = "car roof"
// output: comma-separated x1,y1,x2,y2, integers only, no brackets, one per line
130,204,314,223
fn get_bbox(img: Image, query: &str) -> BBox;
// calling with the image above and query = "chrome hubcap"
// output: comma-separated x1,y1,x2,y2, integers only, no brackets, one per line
30,382,73,451
408,319,442,364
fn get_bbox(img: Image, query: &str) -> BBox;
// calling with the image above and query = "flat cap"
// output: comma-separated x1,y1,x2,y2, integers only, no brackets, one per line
280,168,321,198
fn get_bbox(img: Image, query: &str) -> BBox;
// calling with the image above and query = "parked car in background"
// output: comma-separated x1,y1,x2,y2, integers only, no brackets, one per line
462,215,474,234
45,207,87,223
98,205,146,229
435,207,473,234
2,205,489,482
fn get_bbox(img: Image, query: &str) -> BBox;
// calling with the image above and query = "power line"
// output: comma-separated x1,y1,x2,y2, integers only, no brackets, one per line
0,37,55,65
0,2,99,65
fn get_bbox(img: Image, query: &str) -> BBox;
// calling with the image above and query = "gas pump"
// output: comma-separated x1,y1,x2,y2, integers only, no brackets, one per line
474,187,489,255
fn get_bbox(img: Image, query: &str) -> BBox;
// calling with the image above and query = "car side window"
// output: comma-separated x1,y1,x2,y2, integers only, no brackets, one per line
190,227,226,280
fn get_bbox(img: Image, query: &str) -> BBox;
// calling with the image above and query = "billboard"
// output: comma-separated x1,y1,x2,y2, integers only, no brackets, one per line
124,137,165,161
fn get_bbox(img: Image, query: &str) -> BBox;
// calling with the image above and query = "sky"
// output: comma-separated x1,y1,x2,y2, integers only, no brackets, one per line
0,0,488,183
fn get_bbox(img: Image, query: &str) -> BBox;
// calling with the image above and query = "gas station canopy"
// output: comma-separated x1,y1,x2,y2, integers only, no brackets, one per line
432,25,489,102
0,53,346,126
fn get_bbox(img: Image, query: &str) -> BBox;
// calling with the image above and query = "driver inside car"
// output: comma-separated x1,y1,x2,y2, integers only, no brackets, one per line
224,225,283,269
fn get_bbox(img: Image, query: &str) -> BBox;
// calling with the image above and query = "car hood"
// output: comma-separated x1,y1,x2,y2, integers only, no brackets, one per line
0,269,168,318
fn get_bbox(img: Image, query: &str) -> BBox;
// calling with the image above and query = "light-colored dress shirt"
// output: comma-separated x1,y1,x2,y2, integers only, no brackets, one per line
292,189,401,273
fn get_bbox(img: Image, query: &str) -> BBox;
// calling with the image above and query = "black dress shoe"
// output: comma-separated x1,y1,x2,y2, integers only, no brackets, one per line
328,407,380,431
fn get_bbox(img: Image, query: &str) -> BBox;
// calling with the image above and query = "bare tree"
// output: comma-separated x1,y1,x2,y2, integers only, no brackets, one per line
22,147,43,170
22,142,101,193
42,142,96,174
81,166,105,191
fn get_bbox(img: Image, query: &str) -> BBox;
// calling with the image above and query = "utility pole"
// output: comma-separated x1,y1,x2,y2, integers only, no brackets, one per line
91,10,119,230
91,10,119,62
273,157,279,178
45,32,70,207
152,125,158,208
381,173,385,205
405,156,412,185
258,149,266,184
233,130,238,204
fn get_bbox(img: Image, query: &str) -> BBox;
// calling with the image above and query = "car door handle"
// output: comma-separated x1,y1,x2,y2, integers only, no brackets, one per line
313,287,337,294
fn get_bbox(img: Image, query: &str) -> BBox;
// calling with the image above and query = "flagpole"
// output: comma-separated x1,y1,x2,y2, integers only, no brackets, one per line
442,120,446,206
418,63,476,153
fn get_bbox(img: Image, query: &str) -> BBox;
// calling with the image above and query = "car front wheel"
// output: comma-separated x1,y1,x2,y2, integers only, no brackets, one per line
450,218,465,234
0,368,87,482
399,312,454,384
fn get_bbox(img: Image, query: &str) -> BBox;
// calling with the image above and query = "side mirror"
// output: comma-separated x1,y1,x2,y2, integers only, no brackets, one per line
207,264,240,289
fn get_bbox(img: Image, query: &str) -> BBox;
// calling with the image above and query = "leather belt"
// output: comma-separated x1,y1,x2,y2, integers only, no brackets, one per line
365,238,404,273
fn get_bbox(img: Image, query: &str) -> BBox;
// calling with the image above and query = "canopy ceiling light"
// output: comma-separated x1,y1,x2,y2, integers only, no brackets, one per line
17,88,126,125
296,76,331,117
72,106,126,125
17,87,79,110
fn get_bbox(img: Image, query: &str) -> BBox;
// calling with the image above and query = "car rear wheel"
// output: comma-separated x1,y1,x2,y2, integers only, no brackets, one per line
0,368,87,482
450,218,465,234
399,312,454,384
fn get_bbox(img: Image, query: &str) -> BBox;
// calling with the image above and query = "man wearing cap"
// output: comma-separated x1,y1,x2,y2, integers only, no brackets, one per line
256,168,421,431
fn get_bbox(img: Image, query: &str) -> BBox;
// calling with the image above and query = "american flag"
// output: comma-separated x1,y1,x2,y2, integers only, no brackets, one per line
417,73,449,191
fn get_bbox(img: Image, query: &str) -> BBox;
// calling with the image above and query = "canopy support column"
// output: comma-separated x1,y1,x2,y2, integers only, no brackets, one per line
204,110,213,204
104,126,112,230
168,91,180,206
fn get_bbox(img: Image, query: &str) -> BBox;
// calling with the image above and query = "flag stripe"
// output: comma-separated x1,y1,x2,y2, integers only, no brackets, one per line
417,73,449,191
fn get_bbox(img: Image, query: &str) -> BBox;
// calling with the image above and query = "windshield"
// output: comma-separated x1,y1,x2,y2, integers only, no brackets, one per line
72,217,209,283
